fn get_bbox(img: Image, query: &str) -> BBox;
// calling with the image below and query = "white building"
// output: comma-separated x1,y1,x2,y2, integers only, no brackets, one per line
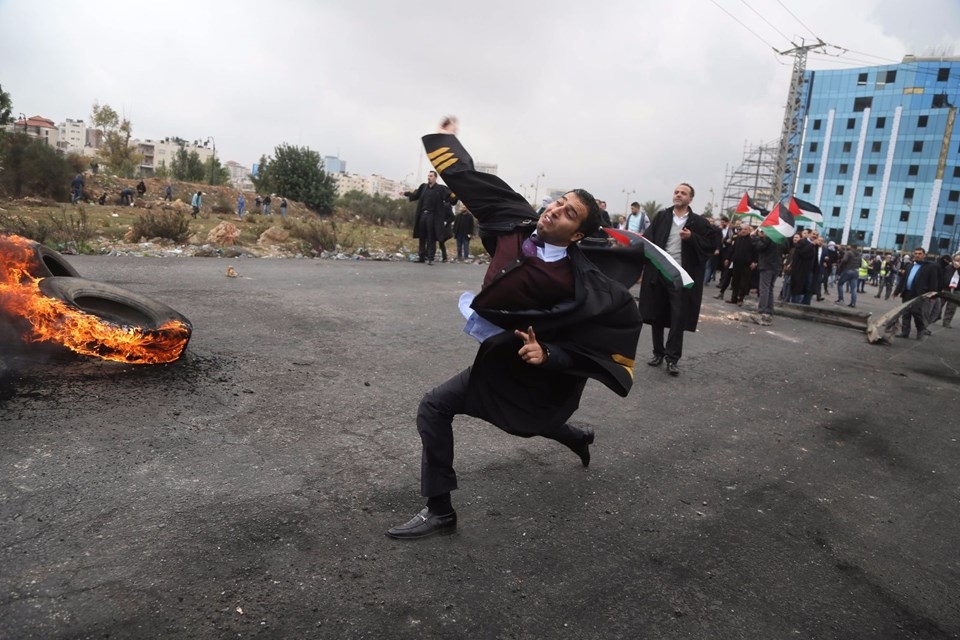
134,138,213,176
225,160,255,191
332,172,407,199
57,118,86,154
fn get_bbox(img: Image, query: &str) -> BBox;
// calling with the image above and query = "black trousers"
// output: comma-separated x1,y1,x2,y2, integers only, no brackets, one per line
649,285,685,363
418,212,437,262
900,295,926,336
730,264,752,302
717,265,732,293
417,367,590,498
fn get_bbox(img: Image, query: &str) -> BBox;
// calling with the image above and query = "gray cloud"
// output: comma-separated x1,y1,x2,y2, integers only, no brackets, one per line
1,0,957,214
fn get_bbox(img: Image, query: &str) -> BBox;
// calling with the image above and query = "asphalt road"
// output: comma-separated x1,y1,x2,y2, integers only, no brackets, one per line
1,256,958,639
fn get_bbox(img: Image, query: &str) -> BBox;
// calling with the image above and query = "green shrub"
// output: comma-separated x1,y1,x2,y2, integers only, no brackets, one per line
286,217,339,254
128,210,191,243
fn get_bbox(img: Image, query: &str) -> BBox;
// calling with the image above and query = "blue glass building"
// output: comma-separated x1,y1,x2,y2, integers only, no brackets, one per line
794,57,960,253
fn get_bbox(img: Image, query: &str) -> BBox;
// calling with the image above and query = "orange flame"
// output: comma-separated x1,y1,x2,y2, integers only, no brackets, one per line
1,235,190,364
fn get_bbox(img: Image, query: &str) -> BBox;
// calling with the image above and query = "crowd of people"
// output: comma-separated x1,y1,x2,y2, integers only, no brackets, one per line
701,215,960,334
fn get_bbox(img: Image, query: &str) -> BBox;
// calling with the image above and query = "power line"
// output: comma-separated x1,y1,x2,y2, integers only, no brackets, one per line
707,0,780,53
775,0,818,40
739,0,793,44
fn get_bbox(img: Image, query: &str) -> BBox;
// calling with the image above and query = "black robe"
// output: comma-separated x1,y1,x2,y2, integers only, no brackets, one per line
636,208,719,331
421,133,641,436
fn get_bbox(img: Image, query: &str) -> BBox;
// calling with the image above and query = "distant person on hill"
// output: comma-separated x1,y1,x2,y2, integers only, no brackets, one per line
136,180,146,198
165,183,173,201
191,191,203,218
280,197,288,218
255,194,262,213
70,174,84,204
263,194,272,215
119,187,134,206
237,192,246,218
98,192,107,205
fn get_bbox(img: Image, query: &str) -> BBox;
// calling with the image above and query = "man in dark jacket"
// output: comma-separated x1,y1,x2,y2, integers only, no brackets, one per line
726,223,758,306
404,171,458,264
894,247,939,339
386,117,641,540
637,184,720,376
452,205,475,262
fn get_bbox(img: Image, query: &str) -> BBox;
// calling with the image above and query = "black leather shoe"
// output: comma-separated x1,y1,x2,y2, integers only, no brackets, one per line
567,427,594,467
385,508,457,540
666,361,680,376
648,355,664,366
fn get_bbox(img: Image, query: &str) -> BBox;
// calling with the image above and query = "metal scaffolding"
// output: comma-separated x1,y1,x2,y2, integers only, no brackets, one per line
722,140,780,213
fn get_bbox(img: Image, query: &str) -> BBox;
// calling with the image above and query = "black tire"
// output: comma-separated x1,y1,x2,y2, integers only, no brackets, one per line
37,277,193,363
33,243,81,278
1,235,81,279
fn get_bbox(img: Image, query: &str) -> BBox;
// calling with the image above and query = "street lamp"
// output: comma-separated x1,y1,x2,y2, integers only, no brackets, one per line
533,172,545,204
622,188,636,215
205,136,216,184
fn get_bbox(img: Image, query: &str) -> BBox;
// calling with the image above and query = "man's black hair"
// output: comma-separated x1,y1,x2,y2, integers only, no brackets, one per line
630,201,640,208
569,188,601,237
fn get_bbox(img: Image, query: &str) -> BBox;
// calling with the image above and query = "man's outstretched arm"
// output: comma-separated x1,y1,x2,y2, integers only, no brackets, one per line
421,117,536,226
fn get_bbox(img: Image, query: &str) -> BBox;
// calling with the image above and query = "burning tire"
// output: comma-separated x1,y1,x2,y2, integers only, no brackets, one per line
1,235,80,281
35,277,193,364
32,244,81,278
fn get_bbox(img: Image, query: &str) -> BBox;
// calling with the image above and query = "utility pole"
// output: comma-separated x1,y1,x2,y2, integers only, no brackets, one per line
773,39,827,205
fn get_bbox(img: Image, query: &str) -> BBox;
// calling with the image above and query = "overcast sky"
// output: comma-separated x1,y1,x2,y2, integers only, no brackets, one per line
2,0,958,213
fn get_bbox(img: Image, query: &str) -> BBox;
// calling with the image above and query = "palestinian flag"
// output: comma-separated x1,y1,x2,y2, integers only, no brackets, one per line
603,228,693,289
759,202,795,243
789,196,823,224
734,192,768,220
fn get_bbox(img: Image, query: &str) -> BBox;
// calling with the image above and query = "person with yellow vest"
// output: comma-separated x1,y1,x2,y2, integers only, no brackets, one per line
857,255,869,292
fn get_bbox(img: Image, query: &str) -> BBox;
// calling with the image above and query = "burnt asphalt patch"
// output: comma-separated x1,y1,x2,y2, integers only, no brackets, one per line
1,257,959,639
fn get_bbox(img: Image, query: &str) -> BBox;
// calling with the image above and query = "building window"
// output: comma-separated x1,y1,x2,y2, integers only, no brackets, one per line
836,185,845,196
864,186,874,197
853,96,873,112
905,187,915,200
950,190,960,202
839,164,849,174
900,211,910,222
895,233,905,244
847,118,856,129
908,165,919,176
832,206,841,217
876,117,886,129
938,68,950,82
955,166,960,178
872,141,882,152
933,94,948,108
940,238,951,249
946,214,956,226
918,115,929,127
885,70,897,84
858,72,868,86
813,119,822,130
867,164,878,175
860,208,870,219
855,230,866,241
913,141,924,152
810,141,819,152
843,141,852,152
802,184,811,194
806,163,814,173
